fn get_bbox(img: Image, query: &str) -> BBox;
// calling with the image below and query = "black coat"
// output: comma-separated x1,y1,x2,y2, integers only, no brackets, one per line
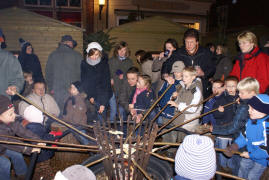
18,44,44,81
81,55,112,107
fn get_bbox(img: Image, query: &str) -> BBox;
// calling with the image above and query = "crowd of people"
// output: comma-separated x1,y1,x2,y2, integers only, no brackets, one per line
0,26,269,180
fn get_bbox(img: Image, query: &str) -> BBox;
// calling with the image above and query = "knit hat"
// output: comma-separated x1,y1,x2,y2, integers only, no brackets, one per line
19,38,31,48
116,69,123,76
24,105,44,124
72,81,83,93
175,134,216,180
86,42,103,53
171,61,185,73
54,165,96,180
248,94,269,114
0,29,4,43
0,95,13,114
61,35,77,47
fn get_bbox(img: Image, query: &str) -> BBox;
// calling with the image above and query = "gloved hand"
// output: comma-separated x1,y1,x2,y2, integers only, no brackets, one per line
224,143,239,157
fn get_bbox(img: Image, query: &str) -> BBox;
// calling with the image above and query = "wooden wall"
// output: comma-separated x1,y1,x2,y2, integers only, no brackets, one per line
0,7,83,75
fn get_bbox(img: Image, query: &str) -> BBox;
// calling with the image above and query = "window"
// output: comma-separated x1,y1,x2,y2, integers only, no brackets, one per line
25,0,51,6
56,0,81,7
70,0,81,7
24,0,81,7
56,0,68,6
40,0,51,5
25,0,38,5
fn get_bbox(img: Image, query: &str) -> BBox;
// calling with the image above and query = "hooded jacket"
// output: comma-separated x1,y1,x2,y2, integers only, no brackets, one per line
230,46,269,93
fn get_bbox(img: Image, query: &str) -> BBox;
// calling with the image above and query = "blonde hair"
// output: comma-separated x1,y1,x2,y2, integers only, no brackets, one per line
237,31,258,46
237,77,260,94
183,66,197,77
138,74,151,90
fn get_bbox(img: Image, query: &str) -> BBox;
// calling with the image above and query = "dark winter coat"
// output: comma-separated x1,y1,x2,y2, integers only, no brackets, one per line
230,46,269,93
45,44,83,113
213,55,233,80
212,91,238,128
0,118,40,156
108,56,133,94
130,89,155,114
202,95,221,126
212,99,249,138
118,79,136,113
18,44,44,81
81,54,112,107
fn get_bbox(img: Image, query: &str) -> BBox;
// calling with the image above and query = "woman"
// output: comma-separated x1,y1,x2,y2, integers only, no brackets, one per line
18,38,44,81
230,31,269,93
81,42,112,123
213,44,233,80
108,41,133,121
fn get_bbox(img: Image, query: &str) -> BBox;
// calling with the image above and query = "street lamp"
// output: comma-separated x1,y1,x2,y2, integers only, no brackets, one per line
99,0,105,20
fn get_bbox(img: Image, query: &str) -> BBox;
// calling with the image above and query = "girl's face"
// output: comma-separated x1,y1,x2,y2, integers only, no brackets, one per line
216,46,223,55
26,46,33,54
70,84,79,96
118,47,127,57
248,105,266,120
136,77,147,89
165,43,176,56
0,107,16,124
89,50,101,60
239,40,255,53
182,71,195,87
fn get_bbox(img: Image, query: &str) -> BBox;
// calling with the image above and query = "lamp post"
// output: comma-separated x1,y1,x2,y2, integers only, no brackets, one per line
99,0,105,20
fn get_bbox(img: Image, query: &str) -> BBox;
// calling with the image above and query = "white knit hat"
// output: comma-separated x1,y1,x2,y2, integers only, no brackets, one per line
24,105,43,124
175,135,216,180
55,165,96,180
86,42,103,53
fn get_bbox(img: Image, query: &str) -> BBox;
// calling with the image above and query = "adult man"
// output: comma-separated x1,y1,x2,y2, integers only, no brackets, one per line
162,28,215,98
0,29,24,97
45,35,83,115
19,80,60,130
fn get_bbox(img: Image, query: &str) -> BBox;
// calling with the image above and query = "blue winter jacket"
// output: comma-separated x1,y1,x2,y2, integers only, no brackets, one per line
130,89,155,114
235,115,269,167
202,95,219,125
158,80,181,119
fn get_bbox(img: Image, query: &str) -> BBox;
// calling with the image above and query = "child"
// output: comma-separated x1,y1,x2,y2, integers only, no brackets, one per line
118,67,139,121
224,94,269,180
168,67,203,145
63,81,89,145
129,74,155,124
211,76,239,172
174,135,216,180
22,70,34,97
0,95,42,179
202,79,225,127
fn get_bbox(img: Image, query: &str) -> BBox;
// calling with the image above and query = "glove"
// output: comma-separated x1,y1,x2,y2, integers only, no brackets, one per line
224,143,239,157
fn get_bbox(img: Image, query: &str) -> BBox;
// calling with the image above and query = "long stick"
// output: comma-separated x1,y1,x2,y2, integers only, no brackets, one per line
132,159,153,180
150,152,245,180
158,93,215,132
15,93,96,141
0,140,97,152
85,155,108,167
157,101,237,137
153,142,242,155
0,134,98,149
124,84,173,144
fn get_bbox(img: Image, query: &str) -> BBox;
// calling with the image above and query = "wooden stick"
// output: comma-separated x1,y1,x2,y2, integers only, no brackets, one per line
0,134,98,149
124,84,173,144
157,101,237,137
158,93,216,132
84,155,108,167
0,140,98,152
131,159,153,180
15,93,96,141
153,142,242,155
150,152,245,180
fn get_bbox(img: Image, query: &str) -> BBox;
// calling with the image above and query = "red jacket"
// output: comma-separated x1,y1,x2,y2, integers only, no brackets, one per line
230,46,269,93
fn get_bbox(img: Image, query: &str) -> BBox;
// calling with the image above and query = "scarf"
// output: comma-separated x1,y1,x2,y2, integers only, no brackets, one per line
118,56,126,61
132,87,147,104
86,57,101,66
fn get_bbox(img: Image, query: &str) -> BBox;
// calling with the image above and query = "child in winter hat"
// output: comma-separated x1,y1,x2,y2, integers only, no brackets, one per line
54,165,96,180
174,134,216,180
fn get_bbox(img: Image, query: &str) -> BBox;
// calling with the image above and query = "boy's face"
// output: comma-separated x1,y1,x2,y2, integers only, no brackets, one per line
69,84,79,96
239,90,256,100
248,105,266,120
225,80,237,96
127,73,138,87
0,107,16,124
173,72,183,80
182,71,195,86
212,82,224,95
